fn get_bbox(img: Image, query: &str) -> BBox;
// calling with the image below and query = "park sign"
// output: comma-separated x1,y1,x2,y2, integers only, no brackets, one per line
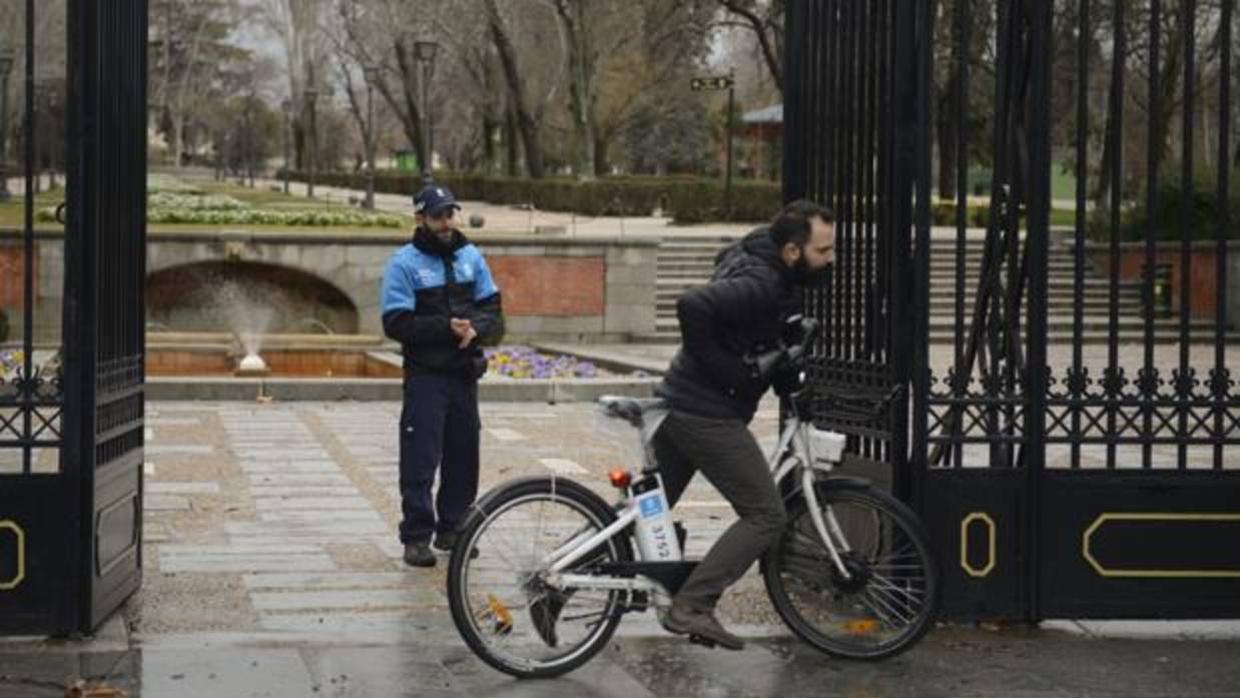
690,76,734,91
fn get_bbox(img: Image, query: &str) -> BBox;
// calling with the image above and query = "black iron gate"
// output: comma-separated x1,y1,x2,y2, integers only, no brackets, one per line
783,0,918,497
0,0,147,636
787,0,1240,620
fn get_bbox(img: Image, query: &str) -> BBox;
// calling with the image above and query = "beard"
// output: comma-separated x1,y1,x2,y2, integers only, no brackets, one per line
793,255,832,287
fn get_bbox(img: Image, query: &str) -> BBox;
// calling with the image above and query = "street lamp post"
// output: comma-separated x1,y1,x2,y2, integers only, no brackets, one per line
243,97,255,188
32,83,45,194
690,71,736,220
281,98,292,194
413,39,438,183
46,88,59,190
305,86,319,198
0,48,14,201
725,68,734,221
363,66,379,210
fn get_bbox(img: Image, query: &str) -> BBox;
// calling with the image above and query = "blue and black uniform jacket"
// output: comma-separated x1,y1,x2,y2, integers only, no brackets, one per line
380,227,503,378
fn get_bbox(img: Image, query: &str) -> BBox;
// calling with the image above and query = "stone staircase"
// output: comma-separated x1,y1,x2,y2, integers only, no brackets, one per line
642,235,1224,344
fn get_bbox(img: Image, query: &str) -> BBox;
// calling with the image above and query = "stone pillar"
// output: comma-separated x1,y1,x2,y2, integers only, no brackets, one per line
603,243,657,337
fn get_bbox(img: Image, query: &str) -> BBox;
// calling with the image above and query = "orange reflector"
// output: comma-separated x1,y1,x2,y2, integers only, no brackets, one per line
608,469,633,489
844,618,878,635
486,594,514,635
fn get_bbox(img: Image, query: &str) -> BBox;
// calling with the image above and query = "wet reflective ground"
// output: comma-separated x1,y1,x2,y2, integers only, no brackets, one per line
4,621,1240,697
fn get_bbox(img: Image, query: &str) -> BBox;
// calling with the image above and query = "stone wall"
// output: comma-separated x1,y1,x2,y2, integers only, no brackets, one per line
474,237,658,342
7,229,658,345
1230,245,1240,330
0,233,64,345
1082,241,1240,320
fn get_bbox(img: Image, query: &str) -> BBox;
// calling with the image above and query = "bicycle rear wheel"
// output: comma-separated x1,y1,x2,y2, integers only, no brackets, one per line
446,477,632,679
762,481,939,660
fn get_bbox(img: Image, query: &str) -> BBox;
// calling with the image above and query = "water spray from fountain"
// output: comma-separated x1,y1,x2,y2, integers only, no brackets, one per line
210,281,276,377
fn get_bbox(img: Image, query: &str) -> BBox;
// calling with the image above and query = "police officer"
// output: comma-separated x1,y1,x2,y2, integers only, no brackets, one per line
380,185,503,567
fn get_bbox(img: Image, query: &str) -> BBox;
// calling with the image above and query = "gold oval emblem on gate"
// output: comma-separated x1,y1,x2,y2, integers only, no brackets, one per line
0,520,26,591
960,512,997,578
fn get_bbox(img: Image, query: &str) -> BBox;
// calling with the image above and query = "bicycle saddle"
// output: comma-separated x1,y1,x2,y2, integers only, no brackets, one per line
597,395,668,429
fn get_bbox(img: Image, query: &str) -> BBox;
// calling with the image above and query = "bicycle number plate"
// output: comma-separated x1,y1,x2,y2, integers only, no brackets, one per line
809,428,847,465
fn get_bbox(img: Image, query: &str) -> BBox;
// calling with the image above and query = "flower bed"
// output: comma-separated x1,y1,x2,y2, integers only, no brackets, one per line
0,348,21,380
36,175,406,228
485,346,601,379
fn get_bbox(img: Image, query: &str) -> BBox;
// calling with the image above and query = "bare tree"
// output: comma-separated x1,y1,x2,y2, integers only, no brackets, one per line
715,0,784,94
256,0,329,168
484,0,550,178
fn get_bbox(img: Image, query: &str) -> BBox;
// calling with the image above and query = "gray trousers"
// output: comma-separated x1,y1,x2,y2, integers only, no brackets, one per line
653,410,787,611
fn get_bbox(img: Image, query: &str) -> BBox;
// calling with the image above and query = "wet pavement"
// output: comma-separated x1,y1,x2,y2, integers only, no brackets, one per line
5,621,1240,697
2,399,1239,696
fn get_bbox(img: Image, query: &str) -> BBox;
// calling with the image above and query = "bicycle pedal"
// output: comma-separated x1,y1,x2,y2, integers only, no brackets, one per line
687,634,718,649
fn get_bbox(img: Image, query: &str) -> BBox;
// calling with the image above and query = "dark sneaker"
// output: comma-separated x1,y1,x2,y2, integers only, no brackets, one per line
529,590,575,647
433,531,479,559
403,542,436,568
660,602,745,651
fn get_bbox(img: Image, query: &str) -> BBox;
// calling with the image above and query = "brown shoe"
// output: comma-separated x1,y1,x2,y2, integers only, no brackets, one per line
660,601,744,650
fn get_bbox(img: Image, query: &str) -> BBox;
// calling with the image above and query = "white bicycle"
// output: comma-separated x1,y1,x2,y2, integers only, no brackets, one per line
447,318,939,679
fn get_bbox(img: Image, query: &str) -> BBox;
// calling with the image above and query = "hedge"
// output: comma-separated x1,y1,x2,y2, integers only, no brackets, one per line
1086,167,1240,242
281,170,784,223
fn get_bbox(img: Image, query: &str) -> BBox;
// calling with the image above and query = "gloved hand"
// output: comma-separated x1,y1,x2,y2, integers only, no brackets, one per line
771,361,807,398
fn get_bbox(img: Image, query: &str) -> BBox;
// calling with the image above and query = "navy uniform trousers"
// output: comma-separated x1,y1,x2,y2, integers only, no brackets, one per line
398,372,481,544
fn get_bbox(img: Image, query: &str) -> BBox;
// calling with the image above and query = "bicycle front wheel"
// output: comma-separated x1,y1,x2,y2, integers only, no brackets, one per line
446,477,632,679
762,481,939,660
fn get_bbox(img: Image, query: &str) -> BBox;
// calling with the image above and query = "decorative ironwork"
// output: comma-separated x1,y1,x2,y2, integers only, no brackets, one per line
790,0,1239,621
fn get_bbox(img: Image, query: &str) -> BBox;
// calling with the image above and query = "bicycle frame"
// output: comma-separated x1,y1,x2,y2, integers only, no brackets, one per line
540,401,857,600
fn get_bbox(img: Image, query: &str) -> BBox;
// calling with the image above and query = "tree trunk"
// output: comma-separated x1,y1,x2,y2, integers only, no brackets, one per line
486,0,545,178
482,115,496,174
554,0,596,179
593,132,609,176
1094,78,1117,204
172,115,185,168
719,0,783,94
937,83,958,201
505,107,519,176
389,37,427,171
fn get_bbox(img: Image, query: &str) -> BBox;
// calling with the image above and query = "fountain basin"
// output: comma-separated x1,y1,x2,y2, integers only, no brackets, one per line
142,332,658,402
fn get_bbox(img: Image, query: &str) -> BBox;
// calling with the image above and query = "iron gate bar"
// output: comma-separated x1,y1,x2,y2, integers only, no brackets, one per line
830,0,842,361
889,0,916,501
952,0,971,472
1024,0,1052,627
1217,0,1234,471
1104,0,1126,470
1177,0,1195,471
1142,0,1161,469
1070,0,1089,471
21,0,34,474
911,0,933,508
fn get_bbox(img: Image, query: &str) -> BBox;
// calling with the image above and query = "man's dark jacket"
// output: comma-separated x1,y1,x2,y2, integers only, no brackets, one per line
380,227,503,378
657,227,802,421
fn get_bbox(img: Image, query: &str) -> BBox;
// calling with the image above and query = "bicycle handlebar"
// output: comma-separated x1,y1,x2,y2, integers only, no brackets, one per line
749,317,820,380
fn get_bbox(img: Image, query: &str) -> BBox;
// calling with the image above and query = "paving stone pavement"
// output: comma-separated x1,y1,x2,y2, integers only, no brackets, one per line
3,399,1237,697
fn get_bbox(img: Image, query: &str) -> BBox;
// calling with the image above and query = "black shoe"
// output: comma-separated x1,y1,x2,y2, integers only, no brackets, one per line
403,542,436,568
529,590,575,647
433,531,479,559
660,602,745,651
